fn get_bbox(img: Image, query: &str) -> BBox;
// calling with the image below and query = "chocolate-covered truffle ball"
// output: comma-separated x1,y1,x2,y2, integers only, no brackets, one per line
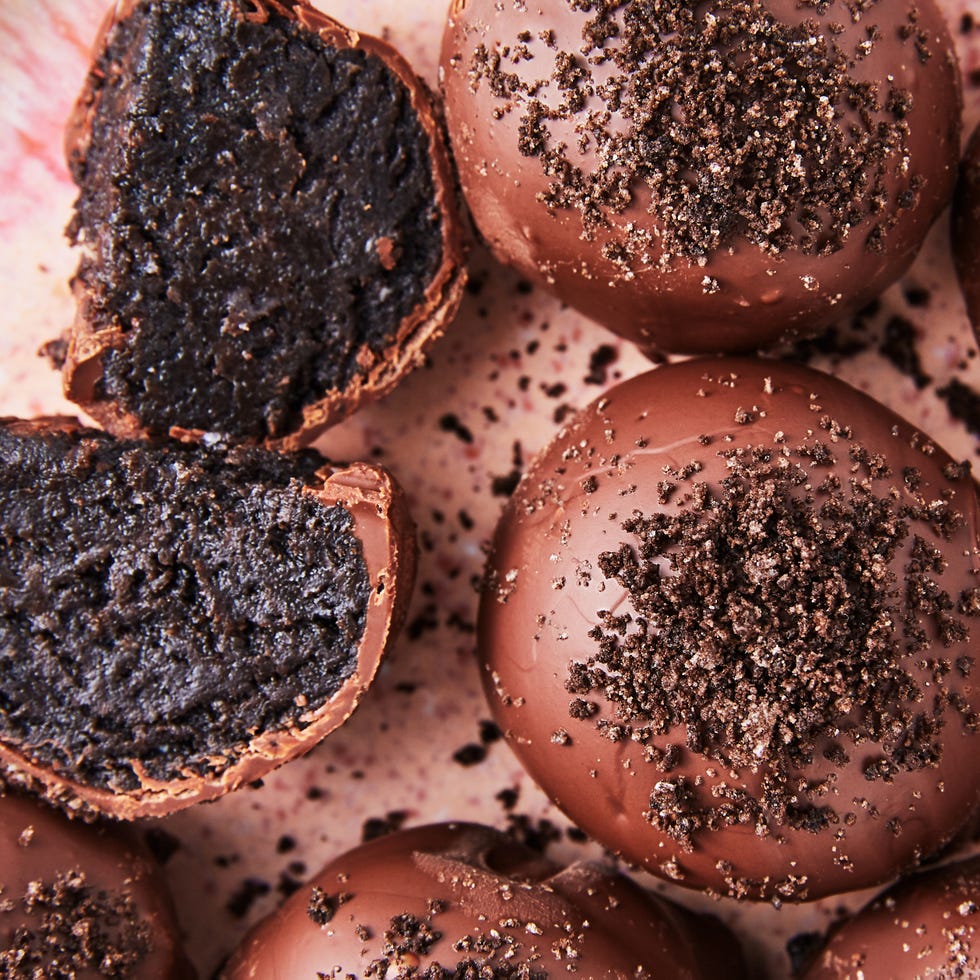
223,822,746,978
953,124,980,337
479,359,980,901
0,791,193,977
442,0,961,354
800,855,980,978
63,0,465,448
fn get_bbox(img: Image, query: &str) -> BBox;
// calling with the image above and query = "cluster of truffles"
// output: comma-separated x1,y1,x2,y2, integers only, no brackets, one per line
1,0,979,975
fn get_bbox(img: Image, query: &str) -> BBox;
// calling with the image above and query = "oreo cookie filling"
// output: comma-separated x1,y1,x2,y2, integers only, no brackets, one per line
65,0,462,443
0,419,413,816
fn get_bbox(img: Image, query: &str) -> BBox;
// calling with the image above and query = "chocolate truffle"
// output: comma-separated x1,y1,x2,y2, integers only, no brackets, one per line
479,358,980,901
223,822,746,978
0,790,193,977
0,417,414,819
63,0,465,448
953,124,980,337
800,855,980,978
441,0,961,354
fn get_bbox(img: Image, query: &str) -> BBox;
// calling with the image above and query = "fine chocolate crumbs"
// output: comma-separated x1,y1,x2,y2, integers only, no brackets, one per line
361,910,548,979
570,440,976,845
142,827,181,866
880,315,930,388
452,743,488,766
226,877,270,919
70,0,444,440
479,719,504,744
584,344,618,385
37,334,68,371
307,886,351,926
0,870,152,978
439,413,475,444
362,811,410,843
937,378,980,439
468,0,921,265
786,931,826,975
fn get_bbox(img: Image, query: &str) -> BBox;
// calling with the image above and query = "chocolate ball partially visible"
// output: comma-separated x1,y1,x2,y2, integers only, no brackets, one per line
0,791,194,978
223,822,747,978
953,124,980,338
441,0,961,354
479,359,980,901
800,855,980,978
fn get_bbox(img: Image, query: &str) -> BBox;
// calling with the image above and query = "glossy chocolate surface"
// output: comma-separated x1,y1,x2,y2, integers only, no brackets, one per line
479,358,980,901
954,124,980,338
0,791,193,978
224,822,745,978
442,0,961,354
801,855,980,978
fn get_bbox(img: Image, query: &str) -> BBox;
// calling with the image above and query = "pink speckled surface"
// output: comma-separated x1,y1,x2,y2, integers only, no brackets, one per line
1,1,979,977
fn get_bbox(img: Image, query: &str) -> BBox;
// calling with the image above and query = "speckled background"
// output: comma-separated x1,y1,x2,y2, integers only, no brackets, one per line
1,0,979,976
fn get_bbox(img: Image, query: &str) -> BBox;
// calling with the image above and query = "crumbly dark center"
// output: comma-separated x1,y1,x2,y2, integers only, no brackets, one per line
468,0,925,265
0,869,152,978
568,432,978,844
0,427,370,793
69,0,443,439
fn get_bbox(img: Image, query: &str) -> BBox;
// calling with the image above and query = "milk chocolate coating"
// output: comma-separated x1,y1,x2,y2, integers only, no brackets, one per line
223,822,746,978
441,0,961,354
953,124,980,339
64,0,465,449
479,359,980,901
800,855,980,978
0,790,193,978
0,417,416,819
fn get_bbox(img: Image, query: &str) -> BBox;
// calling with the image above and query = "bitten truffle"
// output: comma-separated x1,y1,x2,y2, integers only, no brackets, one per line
0,417,415,819
800,855,980,978
479,359,980,901
441,0,961,354
953,124,980,338
0,790,194,978
63,0,465,447
223,822,747,978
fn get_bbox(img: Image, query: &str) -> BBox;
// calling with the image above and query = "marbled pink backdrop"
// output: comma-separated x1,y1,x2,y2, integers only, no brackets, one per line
1,1,978,975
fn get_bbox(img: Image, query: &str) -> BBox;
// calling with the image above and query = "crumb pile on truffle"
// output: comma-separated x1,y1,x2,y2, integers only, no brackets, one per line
467,0,922,266
0,423,370,794
575,432,978,845
0,869,152,978
68,0,446,440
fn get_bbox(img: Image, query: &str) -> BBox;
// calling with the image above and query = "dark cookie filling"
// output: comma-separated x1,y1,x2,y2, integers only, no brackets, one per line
0,426,370,792
0,869,152,978
569,431,978,845
69,0,443,439
468,0,922,265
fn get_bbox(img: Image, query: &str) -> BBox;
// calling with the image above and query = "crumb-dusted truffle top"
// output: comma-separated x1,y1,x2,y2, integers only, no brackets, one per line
459,0,948,267
68,0,447,440
479,359,980,900
0,793,189,979
225,822,744,978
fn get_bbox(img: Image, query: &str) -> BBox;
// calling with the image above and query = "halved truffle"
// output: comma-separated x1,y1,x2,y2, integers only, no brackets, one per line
0,790,194,978
0,417,415,818
63,0,465,447
953,124,980,338
223,822,747,978
479,359,980,901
